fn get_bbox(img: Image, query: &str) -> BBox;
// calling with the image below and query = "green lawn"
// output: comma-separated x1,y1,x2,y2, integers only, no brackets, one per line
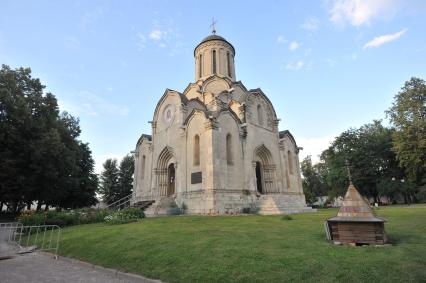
55,206,426,282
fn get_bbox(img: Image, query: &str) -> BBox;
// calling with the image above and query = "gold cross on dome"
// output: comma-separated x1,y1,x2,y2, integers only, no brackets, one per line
210,17,217,34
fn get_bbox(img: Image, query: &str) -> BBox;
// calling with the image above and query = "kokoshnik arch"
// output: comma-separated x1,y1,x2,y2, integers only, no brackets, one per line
133,31,314,216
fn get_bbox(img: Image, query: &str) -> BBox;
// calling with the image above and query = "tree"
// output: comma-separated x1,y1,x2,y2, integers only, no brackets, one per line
98,154,135,206
117,154,135,201
99,159,120,205
320,121,404,203
386,77,426,189
301,156,330,205
0,65,98,211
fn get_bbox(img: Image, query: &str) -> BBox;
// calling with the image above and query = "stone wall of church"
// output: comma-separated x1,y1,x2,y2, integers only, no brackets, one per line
213,112,244,192
135,140,152,197
279,137,304,194
149,92,183,197
185,111,209,193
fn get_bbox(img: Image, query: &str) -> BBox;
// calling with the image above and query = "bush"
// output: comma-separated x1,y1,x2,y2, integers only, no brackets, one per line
18,210,45,226
104,208,145,225
17,208,115,227
168,202,182,215
281,215,293,221
77,208,114,224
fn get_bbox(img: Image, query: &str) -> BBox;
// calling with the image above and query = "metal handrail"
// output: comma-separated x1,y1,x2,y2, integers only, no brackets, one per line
106,193,157,210
107,194,133,208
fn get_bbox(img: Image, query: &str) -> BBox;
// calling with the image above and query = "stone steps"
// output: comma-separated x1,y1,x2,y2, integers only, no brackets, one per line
256,194,316,215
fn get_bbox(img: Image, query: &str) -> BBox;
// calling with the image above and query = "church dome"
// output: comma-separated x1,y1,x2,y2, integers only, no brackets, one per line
194,34,235,56
194,33,236,81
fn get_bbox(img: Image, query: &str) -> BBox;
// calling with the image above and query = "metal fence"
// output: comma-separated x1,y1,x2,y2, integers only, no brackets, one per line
0,222,61,258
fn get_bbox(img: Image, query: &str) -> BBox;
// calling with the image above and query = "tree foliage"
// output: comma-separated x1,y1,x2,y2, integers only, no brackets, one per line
0,65,98,211
320,120,404,202
386,77,426,186
301,156,331,204
99,154,134,205
118,154,135,200
99,159,120,205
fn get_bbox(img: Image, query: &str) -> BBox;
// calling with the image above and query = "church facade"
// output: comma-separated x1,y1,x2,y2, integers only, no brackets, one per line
133,32,313,216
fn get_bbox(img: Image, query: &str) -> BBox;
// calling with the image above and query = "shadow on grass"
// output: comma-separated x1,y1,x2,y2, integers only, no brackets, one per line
386,232,415,245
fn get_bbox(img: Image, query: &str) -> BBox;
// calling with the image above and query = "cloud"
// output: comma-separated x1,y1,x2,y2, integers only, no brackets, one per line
297,135,336,164
328,0,401,27
64,36,80,49
302,17,319,30
59,91,129,117
277,35,286,44
289,41,300,51
136,33,146,50
326,58,337,67
285,60,305,70
363,29,406,48
141,20,183,55
149,30,164,41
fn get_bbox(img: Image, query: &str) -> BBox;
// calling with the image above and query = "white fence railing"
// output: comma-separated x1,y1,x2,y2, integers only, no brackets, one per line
0,222,61,258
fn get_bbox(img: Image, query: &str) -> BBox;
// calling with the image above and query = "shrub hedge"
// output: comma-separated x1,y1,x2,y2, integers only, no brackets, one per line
18,208,114,227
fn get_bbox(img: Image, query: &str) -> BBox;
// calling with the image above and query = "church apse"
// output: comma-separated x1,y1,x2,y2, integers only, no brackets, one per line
133,29,314,216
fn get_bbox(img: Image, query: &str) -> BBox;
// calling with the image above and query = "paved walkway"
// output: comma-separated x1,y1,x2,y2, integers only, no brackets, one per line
0,252,161,283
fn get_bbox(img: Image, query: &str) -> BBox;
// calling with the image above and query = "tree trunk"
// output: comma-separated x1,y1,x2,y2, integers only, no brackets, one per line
26,201,32,210
374,195,380,204
12,201,18,213
44,204,49,211
36,202,42,211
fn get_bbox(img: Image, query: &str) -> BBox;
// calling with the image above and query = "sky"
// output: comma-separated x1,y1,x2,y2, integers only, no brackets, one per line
1,0,426,173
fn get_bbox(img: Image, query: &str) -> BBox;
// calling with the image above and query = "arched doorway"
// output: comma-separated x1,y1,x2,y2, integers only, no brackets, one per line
167,163,175,196
254,145,276,194
156,146,175,197
255,162,263,194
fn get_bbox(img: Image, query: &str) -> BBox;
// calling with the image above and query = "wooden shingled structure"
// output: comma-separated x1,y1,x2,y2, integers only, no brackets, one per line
325,184,387,245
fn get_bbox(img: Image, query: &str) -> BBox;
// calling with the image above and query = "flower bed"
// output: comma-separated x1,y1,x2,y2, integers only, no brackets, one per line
104,208,145,225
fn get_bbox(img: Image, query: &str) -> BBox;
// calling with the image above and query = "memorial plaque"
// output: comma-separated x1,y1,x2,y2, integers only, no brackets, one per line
191,172,202,184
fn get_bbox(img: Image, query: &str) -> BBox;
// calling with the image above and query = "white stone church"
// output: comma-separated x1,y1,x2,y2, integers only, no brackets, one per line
132,31,313,216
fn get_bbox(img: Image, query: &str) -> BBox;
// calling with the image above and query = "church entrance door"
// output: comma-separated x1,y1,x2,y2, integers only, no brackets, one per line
255,162,263,194
167,163,175,196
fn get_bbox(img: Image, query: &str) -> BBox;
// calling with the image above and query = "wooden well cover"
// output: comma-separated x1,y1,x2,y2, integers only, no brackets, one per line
326,184,387,245
337,184,374,218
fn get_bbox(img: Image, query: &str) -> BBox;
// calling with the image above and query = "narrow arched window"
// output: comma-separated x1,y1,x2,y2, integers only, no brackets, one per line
194,135,200,166
257,104,263,125
288,151,293,174
226,133,233,165
141,155,146,179
212,50,217,74
199,54,202,78
227,52,231,77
